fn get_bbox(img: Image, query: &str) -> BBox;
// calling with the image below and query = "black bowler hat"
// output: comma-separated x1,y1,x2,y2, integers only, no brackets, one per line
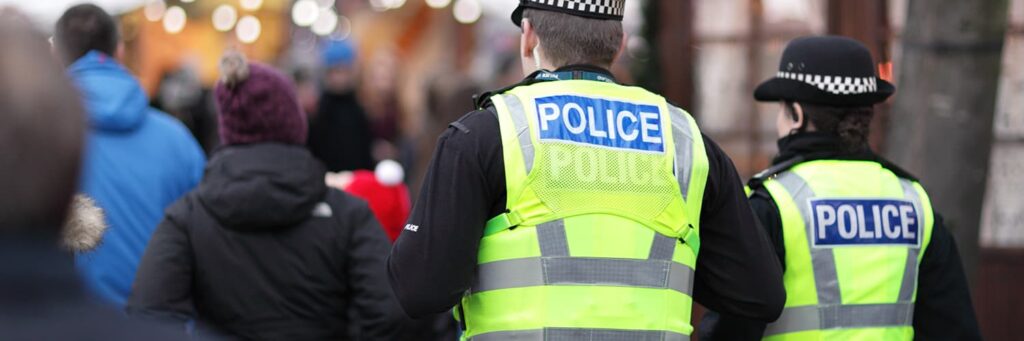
754,36,894,107
511,0,626,27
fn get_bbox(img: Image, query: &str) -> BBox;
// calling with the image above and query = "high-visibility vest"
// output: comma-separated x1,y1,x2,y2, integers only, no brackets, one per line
759,160,934,340
456,78,710,340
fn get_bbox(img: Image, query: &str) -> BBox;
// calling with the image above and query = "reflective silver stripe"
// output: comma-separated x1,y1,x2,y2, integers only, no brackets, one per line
668,106,694,200
648,233,677,260
764,303,915,335
764,305,821,335
537,220,569,257
898,179,923,301
471,328,689,341
471,329,543,341
774,172,841,305
474,258,545,292
473,257,694,294
501,94,535,173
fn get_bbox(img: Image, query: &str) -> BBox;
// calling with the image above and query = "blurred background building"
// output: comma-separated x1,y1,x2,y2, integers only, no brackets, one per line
2,0,1021,339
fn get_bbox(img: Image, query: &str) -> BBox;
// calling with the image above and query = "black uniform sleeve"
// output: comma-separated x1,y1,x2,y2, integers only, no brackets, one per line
126,204,196,330
699,186,784,340
913,214,982,340
342,196,403,340
750,188,786,267
387,110,505,318
692,137,786,322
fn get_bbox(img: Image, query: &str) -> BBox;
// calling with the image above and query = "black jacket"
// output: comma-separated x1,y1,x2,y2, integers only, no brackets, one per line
127,144,399,340
1,238,184,341
388,66,786,323
307,91,375,172
700,133,982,341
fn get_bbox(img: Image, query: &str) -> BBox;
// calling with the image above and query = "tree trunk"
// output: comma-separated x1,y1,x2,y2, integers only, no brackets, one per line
886,0,1009,286
654,0,696,110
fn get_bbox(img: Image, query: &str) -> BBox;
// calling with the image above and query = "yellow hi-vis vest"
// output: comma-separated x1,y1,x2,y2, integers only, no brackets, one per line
759,160,934,341
456,79,709,340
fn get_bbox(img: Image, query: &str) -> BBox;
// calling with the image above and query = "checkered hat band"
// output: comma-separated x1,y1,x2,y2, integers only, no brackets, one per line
526,0,626,17
777,71,878,95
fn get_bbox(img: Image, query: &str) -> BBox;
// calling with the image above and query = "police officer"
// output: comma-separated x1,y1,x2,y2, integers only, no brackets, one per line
701,36,982,340
387,1,786,339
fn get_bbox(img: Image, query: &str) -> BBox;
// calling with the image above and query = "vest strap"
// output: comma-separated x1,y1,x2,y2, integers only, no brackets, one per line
764,303,915,336
470,328,689,341
484,211,523,236
680,224,699,256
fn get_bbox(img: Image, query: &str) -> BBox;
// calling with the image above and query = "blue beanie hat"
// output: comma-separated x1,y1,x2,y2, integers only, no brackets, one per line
322,39,356,68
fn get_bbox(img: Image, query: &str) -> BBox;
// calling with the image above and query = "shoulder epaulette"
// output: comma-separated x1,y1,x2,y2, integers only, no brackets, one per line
473,83,521,109
873,156,921,182
472,76,552,109
472,90,497,109
747,156,805,190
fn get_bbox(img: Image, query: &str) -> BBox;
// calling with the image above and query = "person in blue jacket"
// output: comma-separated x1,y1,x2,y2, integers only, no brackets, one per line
54,4,206,307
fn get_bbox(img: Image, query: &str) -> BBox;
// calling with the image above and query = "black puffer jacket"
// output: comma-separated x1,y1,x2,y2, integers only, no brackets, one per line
127,143,399,340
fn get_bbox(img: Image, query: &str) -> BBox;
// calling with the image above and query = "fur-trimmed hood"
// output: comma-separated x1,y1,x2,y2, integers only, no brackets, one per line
62,194,107,253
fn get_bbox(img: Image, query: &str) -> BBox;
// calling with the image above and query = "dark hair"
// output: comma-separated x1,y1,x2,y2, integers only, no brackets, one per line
791,102,873,152
0,14,86,233
522,9,623,68
54,4,118,64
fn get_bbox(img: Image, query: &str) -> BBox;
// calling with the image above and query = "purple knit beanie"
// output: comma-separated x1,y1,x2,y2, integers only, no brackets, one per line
214,52,307,146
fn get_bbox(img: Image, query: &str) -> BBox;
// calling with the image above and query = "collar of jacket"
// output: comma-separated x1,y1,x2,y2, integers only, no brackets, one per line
474,64,616,109
548,64,617,82
774,132,853,164
769,132,919,182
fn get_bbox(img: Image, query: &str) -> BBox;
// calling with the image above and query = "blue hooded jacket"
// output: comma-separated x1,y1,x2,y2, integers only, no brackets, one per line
70,51,206,307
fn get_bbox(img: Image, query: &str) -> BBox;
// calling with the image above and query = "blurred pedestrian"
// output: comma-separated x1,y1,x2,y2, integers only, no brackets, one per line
0,12,183,340
153,64,220,154
363,45,403,161
128,51,400,340
701,36,981,340
307,39,375,172
409,74,481,197
293,68,320,117
53,4,206,307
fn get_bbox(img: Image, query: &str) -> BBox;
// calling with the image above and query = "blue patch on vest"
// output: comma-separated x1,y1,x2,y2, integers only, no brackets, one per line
534,95,664,153
809,198,921,247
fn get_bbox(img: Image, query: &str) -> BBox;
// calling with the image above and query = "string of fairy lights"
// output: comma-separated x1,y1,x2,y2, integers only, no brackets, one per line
141,0,482,44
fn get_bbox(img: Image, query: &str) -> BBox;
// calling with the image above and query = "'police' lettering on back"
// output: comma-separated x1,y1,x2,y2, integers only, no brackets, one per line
535,95,664,153
810,198,921,248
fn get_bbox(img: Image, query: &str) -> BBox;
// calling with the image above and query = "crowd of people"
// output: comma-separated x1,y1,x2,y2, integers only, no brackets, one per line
0,3,437,340
0,0,983,341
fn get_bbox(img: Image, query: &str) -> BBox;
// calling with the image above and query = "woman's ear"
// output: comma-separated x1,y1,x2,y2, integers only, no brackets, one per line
791,102,805,127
